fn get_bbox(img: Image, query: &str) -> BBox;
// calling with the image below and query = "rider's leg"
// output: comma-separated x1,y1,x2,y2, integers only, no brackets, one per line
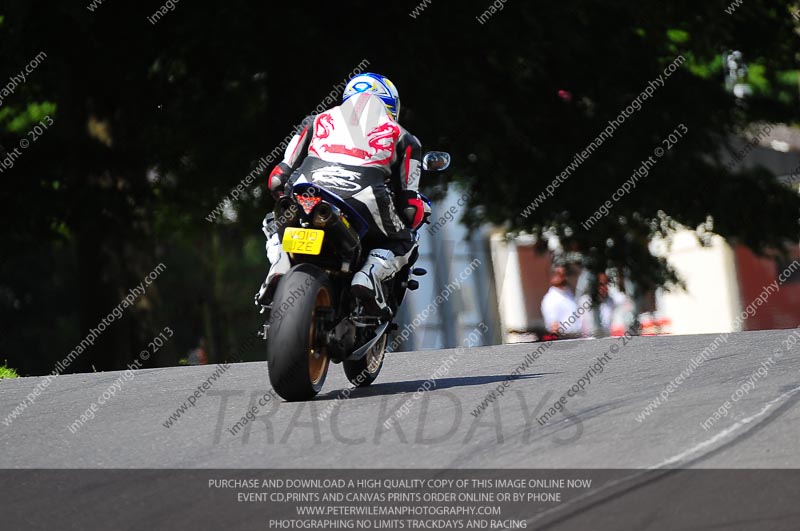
345,185,417,315
351,244,415,314
255,215,291,306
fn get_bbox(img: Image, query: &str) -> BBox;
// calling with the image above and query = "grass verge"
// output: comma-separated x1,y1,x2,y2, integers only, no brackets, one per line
0,362,19,379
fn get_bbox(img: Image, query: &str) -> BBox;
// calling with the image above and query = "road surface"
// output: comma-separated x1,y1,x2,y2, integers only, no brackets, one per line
2,329,799,469
3,330,800,530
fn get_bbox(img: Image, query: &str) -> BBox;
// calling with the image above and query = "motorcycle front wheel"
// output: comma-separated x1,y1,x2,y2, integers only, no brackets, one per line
343,333,387,387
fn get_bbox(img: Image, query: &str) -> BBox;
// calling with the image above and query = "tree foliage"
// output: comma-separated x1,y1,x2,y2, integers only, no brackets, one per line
1,1,798,373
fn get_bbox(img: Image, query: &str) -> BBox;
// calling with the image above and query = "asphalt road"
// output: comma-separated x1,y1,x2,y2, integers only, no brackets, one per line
2,329,799,469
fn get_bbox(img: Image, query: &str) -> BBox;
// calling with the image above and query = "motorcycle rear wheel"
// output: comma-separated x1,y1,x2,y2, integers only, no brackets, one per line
267,264,333,401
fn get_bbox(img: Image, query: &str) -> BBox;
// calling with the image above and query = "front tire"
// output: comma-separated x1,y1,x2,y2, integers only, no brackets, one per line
343,334,387,387
267,264,333,401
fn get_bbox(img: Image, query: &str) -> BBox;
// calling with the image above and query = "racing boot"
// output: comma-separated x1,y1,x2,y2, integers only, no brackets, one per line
351,249,400,316
254,233,291,306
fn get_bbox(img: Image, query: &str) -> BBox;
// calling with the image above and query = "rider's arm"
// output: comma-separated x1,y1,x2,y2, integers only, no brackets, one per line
394,130,429,229
268,116,315,198
396,130,422,193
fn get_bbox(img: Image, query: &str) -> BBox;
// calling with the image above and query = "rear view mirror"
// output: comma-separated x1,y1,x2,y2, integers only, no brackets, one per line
422,151,451,172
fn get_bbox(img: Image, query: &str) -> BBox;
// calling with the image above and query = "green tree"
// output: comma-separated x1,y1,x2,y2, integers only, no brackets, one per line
1,1,797,373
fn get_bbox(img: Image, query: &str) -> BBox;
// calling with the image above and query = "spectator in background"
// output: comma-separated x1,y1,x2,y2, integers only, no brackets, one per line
541,264,582,338
578,273,615,337
578,272,629,338
187,337,209,366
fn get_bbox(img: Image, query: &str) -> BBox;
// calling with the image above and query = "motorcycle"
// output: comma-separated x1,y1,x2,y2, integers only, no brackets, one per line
258,152,451,401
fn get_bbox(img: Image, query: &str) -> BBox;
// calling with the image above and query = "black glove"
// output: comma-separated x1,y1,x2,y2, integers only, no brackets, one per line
398,190,430,230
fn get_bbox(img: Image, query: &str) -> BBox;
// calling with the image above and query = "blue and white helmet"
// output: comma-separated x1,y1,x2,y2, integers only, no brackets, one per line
343,73,401,121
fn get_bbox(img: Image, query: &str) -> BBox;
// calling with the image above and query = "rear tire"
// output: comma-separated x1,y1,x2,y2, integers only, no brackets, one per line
343,334,387,387
267,264,333,401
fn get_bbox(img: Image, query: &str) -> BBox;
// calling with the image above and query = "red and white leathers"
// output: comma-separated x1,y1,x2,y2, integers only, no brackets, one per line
258,93,427,314
268,93,425,226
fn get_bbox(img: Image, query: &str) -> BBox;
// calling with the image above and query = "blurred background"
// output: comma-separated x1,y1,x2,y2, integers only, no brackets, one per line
1,1,798,376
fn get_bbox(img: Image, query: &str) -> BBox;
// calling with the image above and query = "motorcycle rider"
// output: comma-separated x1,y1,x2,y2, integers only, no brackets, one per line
255,73,428,316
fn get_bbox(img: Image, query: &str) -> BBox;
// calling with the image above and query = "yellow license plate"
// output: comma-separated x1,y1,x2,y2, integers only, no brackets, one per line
282,227,325,255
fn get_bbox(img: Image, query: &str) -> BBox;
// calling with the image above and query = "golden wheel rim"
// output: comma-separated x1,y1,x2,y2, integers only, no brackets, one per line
365,335,387,375
308,287,331,386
